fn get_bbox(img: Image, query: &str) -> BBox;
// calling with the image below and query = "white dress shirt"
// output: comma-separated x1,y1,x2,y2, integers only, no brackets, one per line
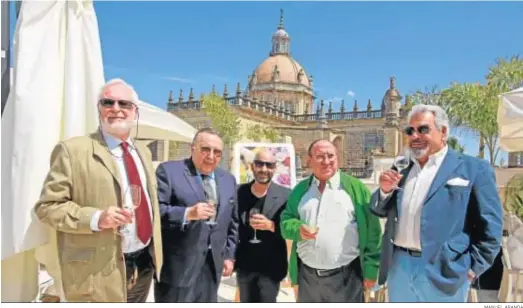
383,146,448,250
296,171,360,270
90,131,154,254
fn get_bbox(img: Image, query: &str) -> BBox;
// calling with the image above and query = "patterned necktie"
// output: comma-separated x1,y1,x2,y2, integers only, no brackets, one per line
121,142,152,244
202,174,217,201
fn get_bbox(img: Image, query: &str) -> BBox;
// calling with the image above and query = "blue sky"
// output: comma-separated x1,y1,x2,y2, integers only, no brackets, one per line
9,1,523,163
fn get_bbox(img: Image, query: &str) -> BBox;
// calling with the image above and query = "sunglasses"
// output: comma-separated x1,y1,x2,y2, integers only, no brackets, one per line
253,160,276,169
200,146,222,158
404,124,431,136
99,98,135,110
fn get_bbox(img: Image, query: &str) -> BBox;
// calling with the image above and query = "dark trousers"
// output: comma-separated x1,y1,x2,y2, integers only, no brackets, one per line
297,257,363,303
154,251,218,302
237,270,280,303
124,247,154,303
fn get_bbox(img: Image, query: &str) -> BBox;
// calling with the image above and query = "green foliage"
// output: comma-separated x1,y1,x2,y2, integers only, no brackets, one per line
246,124,281,142
504,174,523,221
447,136,465,153
411,55,523,166
200,93,242,144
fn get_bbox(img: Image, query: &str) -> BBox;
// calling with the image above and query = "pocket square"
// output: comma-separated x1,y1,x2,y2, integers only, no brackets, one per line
446,177,470,187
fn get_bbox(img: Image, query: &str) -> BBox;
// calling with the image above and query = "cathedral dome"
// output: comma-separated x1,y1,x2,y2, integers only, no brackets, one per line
254,54,310,87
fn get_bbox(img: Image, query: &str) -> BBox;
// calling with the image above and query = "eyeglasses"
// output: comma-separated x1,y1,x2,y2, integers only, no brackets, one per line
253,160,276,169
404,124,431,136
200,146,222,158
99,98,135,110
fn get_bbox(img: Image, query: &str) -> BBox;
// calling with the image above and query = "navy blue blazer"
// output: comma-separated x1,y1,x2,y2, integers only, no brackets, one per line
156,158,239,287
370,149,503,295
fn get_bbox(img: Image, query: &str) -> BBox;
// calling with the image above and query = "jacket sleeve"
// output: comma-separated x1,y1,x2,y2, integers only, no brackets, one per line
34,142,99,234
280,186,304,241
156,163,188,227
469,160,503,276
361,183,382,281
224,177,240,260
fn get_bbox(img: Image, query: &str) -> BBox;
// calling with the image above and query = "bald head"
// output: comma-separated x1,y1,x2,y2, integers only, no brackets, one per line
254,149,276,163
251,149,276,185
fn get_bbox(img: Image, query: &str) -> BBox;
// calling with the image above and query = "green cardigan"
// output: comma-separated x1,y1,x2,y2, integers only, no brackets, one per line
280,172,382,285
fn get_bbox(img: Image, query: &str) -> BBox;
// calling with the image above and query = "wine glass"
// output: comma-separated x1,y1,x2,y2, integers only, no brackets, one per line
206,197,218,226
117,185,141,236
392,152,410,190
249,208,262,244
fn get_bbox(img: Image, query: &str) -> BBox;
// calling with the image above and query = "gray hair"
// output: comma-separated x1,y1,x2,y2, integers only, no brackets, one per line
407,104,450,137
191,127,221,146
98,78,140,105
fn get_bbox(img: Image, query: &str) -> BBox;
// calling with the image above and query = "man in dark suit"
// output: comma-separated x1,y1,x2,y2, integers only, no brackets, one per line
154,128,239,302
235,149,290,302
370,104,503,302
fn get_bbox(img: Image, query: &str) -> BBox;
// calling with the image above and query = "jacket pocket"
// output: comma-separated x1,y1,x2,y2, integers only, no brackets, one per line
61,248,96,300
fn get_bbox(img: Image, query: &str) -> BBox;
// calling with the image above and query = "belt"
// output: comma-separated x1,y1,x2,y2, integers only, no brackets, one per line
302,263,346,277
395,245,422,257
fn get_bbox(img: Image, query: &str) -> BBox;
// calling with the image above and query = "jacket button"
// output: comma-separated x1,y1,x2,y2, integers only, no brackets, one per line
390,239,394,244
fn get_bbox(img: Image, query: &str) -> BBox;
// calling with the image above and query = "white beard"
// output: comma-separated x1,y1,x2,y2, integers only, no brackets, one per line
409,146,429,159
101,118,134,137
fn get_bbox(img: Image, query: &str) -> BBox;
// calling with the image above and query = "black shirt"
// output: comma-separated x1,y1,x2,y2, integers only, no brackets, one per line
235,183,288,281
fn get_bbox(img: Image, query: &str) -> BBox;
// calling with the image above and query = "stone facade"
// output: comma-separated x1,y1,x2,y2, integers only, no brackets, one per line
155,10,414,175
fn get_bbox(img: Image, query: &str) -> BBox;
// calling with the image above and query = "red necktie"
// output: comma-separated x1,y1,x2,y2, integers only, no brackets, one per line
121,142,152,244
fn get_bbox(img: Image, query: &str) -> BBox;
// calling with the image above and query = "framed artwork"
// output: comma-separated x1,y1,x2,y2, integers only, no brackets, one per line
232,142,297,189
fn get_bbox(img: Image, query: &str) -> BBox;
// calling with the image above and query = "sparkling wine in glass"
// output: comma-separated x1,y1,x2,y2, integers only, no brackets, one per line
117,185,141,236
249,208,262,244
392,153,410,190
206,197,218,225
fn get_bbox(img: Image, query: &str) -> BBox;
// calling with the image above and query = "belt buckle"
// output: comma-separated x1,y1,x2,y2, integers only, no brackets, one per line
316,269,333,277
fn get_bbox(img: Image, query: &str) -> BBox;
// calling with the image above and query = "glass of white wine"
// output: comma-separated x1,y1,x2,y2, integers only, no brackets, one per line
117,185,141,236
392,152,410,190
249,208,262,244
206,197,218,226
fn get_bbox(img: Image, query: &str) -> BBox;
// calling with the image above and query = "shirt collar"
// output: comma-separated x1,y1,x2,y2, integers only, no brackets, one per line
101,129,135,151
196,169,215,179
312,170,340,189
413,145,448,168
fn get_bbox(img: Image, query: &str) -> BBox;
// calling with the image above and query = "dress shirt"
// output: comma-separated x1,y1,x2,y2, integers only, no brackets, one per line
381,146,448,250
90,130,154,254
296,171,360,270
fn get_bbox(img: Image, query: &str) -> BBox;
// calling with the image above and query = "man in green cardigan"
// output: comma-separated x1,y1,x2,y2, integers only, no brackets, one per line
280,140,382,302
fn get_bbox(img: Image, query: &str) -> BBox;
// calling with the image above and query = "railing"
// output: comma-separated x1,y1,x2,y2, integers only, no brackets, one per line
168,97,385,123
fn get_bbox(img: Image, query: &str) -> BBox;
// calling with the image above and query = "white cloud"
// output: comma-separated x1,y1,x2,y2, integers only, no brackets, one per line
347,90,355,97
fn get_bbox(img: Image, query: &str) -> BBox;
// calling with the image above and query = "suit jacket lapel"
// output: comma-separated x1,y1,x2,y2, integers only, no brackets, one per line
91,131,122,190
263,183,281,219
424,149,462,204
395,162,414,212
184,159,206,201
214,171,228,220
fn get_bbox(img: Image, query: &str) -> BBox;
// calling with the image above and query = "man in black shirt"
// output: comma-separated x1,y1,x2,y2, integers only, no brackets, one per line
235,149,291,302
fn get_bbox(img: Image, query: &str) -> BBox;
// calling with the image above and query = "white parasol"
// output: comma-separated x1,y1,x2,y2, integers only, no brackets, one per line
498,87,523,152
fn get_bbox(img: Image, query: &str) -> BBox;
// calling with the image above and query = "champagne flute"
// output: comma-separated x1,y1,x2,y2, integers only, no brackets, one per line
206,197,218,226
392,152,410,190
249,208,262,244
117,185,141,236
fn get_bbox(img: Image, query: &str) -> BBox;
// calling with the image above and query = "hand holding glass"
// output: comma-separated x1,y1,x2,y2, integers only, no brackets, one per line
249,208,262,244
206,198,218,225
117,185,141,236
392,154,410,190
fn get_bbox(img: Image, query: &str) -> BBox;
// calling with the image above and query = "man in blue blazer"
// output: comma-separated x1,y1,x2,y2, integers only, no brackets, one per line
371,104,502,302
154,128,239,302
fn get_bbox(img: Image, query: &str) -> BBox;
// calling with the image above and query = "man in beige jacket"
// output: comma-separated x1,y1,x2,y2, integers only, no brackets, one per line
34,79,163,302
